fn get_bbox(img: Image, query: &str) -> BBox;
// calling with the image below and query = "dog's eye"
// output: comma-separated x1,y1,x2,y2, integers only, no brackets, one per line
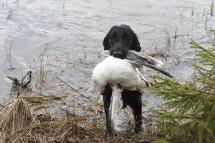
123,34,129,41
123,37,128,41
123,36,129,43
112,32,117,38
123,33,128,38
109,39,115,44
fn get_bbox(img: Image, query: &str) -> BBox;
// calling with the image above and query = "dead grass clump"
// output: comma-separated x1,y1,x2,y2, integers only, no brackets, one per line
7,118,157,143
0,98,35,141
48,121,102,142
7,119,105,143
19,94,67,104
0,94,158,142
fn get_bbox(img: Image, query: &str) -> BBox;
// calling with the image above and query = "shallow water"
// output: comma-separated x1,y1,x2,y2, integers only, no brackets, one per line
0,0,215,117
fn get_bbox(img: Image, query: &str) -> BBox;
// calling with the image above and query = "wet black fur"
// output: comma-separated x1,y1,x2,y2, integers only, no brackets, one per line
102,25,142,139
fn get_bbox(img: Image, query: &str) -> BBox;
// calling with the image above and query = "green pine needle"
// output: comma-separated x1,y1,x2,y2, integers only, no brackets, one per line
150,40,215,143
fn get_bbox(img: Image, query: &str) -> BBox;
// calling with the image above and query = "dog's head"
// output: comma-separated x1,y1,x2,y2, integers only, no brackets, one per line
103,25,141,59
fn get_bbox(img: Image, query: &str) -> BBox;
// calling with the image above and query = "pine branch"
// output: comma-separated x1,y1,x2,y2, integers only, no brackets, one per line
151,40,215,143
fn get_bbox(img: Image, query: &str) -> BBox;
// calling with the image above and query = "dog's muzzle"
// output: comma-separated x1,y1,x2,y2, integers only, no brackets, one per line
113,51,124,59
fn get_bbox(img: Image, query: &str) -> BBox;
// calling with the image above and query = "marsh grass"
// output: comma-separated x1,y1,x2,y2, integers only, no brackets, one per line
164,29,171,50
211,0,214,16
35,44,48,89
0,98,35,142
148,48,170,59
205,11,209,30
0,93,159,143
149,29,175,60
5,40,15,70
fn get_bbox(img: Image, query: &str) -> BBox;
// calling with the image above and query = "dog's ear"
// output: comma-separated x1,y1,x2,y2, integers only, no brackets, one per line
103,32,110,50
103,26,117,50
131,32,141,52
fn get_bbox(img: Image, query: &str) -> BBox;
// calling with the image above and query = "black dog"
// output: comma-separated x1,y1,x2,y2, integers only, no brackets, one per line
102,25,142,139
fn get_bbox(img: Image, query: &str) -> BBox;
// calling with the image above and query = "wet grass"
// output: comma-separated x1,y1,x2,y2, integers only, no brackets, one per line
211,0,214,16
57,77,93,102
35,44,48,89
5,40,15,70
148,48,170,59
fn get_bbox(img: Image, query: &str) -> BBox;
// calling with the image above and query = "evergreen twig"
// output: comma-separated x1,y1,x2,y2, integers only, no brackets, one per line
151,40,215,143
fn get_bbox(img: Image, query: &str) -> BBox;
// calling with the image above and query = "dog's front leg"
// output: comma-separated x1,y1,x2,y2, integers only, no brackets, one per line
132,95,143,132
102,84,114,139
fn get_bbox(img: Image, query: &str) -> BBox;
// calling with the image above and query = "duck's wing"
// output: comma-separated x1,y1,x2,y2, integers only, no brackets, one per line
127,51,163,67
127,51,174,78
141,62,175,78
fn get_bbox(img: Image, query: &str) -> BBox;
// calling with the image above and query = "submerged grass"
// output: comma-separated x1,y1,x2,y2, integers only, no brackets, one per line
35,44,48,89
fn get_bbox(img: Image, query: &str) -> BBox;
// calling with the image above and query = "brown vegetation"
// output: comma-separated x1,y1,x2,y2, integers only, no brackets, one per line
0,95,157,143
